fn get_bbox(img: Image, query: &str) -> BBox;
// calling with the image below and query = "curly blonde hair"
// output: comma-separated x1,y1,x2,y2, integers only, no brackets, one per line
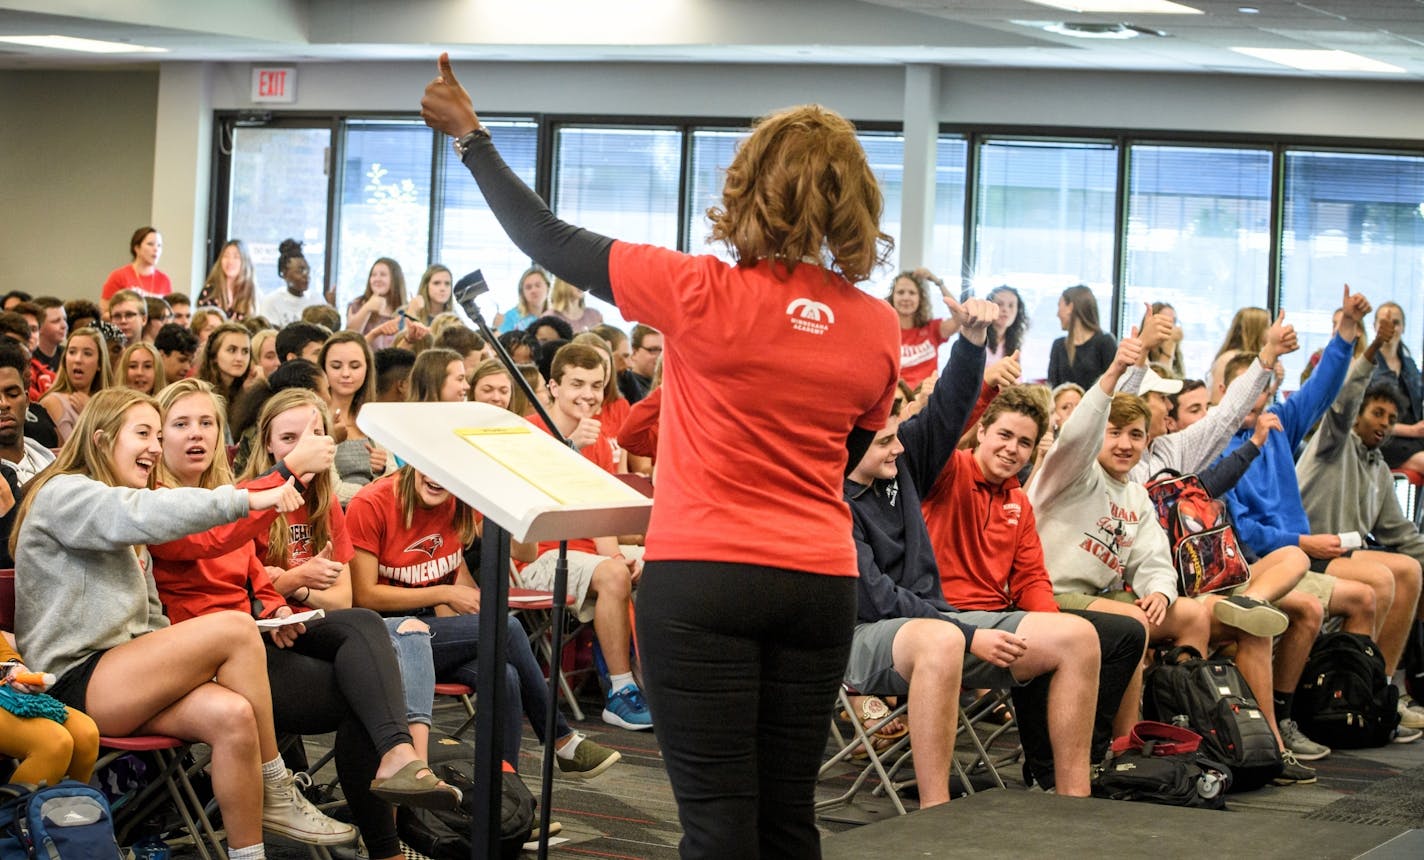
706,105,892,284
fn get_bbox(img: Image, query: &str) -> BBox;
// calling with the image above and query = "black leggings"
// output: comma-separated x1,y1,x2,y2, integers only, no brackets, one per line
266,608,412,859
1012,608,1147,787
636,561,856,860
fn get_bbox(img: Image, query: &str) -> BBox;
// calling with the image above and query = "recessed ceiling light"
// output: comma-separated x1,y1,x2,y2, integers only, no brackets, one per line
1024,0,1202,14
1238,6,1260,12
1042,21,1167,39
1230,47,1405,73
0,34,167,54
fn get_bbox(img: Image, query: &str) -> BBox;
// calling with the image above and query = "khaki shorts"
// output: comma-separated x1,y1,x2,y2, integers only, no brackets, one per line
1290,571,1336,612
1054,590,1135,611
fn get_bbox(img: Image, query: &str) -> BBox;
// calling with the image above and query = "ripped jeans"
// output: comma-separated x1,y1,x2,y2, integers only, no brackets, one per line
384,616,436,726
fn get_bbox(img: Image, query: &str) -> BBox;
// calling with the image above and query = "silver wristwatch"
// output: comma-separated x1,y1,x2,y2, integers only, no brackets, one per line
452,127,492,157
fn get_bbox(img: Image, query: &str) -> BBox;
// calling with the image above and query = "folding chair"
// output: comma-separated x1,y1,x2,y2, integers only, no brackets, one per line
816,686,915,817
510,586,588,721
954,688,1016,792
96,736,228,860
434,682,477,739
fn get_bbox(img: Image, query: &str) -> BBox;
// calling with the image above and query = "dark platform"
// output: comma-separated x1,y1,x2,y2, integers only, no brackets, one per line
821,789,1408,860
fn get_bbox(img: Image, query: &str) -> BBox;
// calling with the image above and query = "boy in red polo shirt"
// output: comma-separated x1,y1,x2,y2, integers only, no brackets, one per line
519,342,650,730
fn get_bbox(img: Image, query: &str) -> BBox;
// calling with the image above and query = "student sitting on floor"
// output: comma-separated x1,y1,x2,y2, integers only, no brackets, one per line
514,343,651,730
844,296,1102,804
1297,313,1424,734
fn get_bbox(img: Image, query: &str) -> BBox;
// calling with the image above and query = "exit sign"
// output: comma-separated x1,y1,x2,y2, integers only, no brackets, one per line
251,67,297,103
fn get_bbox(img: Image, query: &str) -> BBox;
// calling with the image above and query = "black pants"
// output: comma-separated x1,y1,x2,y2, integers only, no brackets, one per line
1011,609,1147,788
267,608,413,859
636,561,856,860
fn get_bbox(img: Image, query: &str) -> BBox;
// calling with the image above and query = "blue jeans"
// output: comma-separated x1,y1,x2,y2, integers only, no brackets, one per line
423,613,572,769
383,617,436,726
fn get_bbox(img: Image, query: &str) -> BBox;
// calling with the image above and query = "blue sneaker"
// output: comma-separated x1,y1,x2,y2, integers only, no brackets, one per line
603,684,654,731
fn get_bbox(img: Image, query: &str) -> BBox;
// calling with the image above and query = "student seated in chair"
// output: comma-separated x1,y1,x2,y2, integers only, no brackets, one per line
1297,312,1424,734
844,296,1102,803
513,343,650,730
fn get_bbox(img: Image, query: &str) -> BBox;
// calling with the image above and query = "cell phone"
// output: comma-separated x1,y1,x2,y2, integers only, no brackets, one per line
0,660,17,681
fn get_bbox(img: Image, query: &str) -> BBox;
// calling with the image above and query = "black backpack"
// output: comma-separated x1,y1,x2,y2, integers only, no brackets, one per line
1142,646,1282,791
396,736,536,860
1296,632,1399,749
1092,721,1231,810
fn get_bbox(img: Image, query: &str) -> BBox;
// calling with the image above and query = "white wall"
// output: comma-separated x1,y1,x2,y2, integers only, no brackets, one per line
0,70,159,301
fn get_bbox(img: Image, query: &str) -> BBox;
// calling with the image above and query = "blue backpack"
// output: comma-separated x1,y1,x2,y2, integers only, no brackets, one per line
0,780,121,859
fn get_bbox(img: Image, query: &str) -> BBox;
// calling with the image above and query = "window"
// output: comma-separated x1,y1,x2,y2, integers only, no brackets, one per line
554,125,681,328
972,139,1118,381
436,119,539,321
933,136,969,296
226,126,332,297
1280,150,1424,385
685,128,745,261
858,132,905,284
1122,145,1273,381
334,120,434,314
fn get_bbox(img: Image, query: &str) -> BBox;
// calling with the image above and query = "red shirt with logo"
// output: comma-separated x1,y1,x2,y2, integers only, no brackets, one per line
251,492,354,569
920,448,1058,612
899,321,948,391
346,474,465,591
609,243,899,576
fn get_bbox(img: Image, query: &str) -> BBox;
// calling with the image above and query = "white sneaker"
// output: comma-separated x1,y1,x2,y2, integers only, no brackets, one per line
1392,724,1423,744
1400,695,1424,728
263,769,358,846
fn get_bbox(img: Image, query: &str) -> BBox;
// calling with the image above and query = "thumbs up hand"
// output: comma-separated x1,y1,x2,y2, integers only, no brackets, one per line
421,52,482,140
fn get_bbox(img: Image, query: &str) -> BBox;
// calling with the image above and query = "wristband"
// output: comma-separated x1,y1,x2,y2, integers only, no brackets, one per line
275,459,310,494
296,586,311,603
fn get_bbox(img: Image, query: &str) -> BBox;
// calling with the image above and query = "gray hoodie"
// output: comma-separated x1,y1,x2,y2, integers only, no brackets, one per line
15,473,250,680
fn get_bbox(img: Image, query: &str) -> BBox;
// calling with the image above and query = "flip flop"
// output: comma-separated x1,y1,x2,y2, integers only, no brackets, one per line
370,760,463,811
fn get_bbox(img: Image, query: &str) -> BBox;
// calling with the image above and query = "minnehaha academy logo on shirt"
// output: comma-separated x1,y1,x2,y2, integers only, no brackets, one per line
786,298,835,335
404,534,445,557
1002,502,1021,527
380,547,462,587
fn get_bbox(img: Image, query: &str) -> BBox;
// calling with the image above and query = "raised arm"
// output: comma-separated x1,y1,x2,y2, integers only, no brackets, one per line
422,54,615,303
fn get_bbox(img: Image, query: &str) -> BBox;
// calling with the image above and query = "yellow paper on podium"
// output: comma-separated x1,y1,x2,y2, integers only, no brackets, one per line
456,427,634,506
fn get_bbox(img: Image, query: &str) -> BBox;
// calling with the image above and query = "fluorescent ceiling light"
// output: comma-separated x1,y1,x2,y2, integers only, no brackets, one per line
0,34,167,54
1230,47,1405,73
1024,0,1202,13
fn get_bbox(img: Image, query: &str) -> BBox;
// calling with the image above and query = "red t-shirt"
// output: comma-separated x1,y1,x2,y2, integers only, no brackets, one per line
609,243,899,575
899,320,948,391
600,397,631,441
251,492,354,569
525,412,613,556
346,474,465,590
102,265,172,300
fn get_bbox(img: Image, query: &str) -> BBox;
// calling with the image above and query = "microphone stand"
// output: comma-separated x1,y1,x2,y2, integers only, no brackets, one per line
456,270,570,860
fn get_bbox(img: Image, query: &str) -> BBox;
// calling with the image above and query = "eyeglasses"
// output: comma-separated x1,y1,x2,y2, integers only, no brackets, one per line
111,311,143,321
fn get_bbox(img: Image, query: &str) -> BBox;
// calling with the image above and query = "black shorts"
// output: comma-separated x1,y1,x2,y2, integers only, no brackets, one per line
47,649,108,713
1308,548,1357,574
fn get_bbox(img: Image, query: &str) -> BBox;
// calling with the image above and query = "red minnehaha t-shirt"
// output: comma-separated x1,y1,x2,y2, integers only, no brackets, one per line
101,266,172,300
251,492,354,569
525,411,613,556
346,474,465,589
609,243,900,576
899,320,948,391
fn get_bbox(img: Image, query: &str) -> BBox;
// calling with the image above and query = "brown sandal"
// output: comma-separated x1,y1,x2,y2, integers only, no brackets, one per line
369,760,463,810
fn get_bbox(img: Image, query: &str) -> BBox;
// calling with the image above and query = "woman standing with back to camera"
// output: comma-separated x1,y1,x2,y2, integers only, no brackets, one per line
422,55,899,858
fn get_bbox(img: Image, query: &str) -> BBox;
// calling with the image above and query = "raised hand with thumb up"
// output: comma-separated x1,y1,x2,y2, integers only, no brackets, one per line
250,477,303,514
421,53,481,140
282,407,335,481
987,350,1021,390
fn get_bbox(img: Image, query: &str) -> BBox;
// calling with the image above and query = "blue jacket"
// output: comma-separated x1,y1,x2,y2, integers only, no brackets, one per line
1219,334,1353,554
847,337,985,644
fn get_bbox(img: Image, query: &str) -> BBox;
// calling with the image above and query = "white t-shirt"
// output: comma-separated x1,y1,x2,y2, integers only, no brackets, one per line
260,288,328,327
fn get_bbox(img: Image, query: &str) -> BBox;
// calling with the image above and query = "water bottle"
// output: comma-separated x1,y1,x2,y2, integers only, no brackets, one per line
132,835,171,860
